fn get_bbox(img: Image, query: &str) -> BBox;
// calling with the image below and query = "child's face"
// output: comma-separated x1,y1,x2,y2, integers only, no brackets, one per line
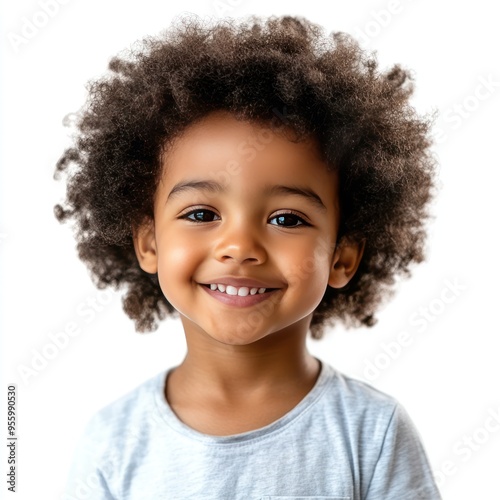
134,110,363,345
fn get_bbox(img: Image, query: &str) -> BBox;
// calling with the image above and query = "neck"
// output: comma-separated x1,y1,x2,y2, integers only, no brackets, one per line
171,315,320,405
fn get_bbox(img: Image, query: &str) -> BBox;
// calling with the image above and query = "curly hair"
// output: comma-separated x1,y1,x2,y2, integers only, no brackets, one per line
54,13,437,339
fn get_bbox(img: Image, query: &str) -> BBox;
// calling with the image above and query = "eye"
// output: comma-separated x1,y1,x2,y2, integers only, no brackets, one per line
269,211,310,228
179,208,220,223
178,208,310,228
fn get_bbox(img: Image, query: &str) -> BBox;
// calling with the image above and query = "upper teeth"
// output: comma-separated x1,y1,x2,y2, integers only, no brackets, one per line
209,284,268,296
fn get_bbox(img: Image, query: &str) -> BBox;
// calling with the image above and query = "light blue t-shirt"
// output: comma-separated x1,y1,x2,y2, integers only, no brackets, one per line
61,359,442,499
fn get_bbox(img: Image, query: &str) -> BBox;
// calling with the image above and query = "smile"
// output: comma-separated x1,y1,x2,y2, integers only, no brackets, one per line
200,283,281,307
205,283,276,295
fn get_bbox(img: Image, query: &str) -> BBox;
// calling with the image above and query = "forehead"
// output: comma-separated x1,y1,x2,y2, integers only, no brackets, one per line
159,110,337,204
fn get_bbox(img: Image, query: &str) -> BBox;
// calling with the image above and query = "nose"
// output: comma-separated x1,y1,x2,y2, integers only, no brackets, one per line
213,217,268,265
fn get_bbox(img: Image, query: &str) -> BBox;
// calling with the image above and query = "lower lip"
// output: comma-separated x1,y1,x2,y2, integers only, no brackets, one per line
200,284,281,307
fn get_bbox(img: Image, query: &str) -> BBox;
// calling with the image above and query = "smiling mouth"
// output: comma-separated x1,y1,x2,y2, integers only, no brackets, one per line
199,282,282,308
201,283,279,297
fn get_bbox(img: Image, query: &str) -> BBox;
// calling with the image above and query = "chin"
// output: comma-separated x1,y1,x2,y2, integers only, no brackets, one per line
204,326,270,346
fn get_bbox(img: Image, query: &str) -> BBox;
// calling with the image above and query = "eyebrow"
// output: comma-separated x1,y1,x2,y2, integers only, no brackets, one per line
166,179,327,212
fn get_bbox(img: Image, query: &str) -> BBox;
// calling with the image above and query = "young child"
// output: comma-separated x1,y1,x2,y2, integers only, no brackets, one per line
56,14,441,499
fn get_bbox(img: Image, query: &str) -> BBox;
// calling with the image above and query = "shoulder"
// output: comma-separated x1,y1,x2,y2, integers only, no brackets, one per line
64,370,168,497
79,369,167,453
323,371,442,498
318,364,437,484
319,363,404,437
325,362,399,411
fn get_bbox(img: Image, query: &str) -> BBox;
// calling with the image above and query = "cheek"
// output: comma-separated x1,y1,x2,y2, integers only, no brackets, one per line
156,233,204,289
283,239,332,295
286,235,332,275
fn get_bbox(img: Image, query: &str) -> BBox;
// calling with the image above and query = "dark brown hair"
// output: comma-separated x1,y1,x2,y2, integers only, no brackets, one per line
54,14,437,339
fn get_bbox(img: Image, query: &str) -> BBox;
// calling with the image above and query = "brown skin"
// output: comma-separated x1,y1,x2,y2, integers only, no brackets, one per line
133,110,365,435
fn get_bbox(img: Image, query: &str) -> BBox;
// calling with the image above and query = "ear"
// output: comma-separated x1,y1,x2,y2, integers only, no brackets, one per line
132,218,158,274
328,237,365,289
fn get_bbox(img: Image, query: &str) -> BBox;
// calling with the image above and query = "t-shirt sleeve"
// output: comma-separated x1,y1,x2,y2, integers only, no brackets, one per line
61,414,117,500
364,402,442,500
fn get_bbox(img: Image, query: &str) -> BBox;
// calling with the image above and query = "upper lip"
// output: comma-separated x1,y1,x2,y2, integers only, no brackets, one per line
200,277,281,289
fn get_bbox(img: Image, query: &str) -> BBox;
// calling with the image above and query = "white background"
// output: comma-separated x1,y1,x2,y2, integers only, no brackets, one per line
1,0,499,498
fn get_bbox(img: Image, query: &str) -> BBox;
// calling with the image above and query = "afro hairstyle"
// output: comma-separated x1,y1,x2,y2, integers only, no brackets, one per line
54,14,437,339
